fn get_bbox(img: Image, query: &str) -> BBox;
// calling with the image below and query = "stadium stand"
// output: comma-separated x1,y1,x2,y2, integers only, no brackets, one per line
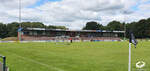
19,28,124,41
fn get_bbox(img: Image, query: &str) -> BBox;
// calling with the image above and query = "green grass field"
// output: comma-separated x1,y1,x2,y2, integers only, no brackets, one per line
0,41,150,71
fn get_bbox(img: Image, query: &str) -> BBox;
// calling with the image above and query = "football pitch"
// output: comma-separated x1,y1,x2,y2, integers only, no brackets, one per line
0,41,150,71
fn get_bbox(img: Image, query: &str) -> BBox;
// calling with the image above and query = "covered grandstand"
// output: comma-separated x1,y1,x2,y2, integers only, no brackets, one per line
19,28,125,41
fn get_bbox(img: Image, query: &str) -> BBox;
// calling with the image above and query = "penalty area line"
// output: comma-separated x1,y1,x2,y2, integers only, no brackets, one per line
9,52,65,71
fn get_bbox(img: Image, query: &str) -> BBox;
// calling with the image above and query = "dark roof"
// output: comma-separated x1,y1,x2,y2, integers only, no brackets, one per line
23,28,125,33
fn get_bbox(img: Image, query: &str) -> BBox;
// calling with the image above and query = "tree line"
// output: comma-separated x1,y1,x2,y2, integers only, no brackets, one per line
0,22,67,38
0,18,150,39
83,18,150,38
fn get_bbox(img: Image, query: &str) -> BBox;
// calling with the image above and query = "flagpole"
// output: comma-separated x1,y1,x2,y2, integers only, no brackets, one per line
128,43,132,71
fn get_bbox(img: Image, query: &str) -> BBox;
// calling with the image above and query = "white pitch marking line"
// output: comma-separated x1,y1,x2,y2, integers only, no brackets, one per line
10,53,65,71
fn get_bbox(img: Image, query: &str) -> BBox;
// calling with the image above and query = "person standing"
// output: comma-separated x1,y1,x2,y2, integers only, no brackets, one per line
70,38,73,43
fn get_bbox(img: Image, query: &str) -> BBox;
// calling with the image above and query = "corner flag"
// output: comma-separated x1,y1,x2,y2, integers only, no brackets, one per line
129,32,138,48
128,31,138,71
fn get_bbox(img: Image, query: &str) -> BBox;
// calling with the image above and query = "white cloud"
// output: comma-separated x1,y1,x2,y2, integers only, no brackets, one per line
138,4,150,11
0,0,150,29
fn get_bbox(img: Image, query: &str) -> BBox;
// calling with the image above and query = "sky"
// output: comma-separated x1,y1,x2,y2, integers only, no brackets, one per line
0,0,150,30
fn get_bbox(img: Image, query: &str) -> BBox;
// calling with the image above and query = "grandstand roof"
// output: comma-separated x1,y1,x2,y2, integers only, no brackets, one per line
23,28,125,33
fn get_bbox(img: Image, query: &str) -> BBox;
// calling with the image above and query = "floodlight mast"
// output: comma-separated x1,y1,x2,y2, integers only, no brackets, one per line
18,0,22,41
124,22,126,40
123,14,126,41
19,0,21,24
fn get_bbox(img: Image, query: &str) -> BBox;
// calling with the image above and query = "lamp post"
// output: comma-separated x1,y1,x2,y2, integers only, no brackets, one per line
124,22,126,41
18,0,22,41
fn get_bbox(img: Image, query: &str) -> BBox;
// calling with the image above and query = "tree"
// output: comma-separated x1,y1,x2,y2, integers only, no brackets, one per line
126,18,150,38
146,18,150,37
0,23,7,38
21,22,45,28
107,21,124,31
46,25,67,30
6,22,20,37
83,21,103,30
